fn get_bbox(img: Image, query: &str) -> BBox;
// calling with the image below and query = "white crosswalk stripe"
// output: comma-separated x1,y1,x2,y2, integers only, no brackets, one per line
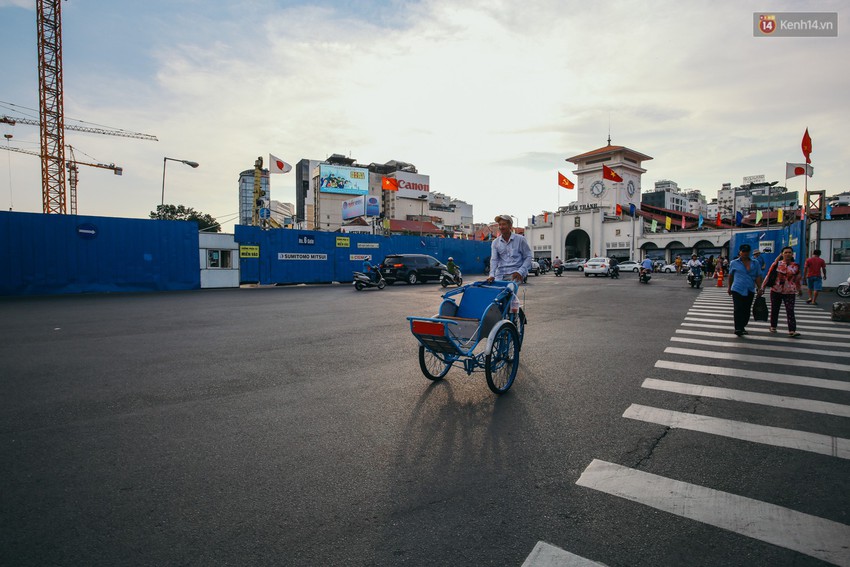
576,286,850,564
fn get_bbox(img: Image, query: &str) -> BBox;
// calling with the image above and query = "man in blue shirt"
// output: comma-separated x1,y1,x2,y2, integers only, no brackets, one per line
727,243,764,336
487,214,532,283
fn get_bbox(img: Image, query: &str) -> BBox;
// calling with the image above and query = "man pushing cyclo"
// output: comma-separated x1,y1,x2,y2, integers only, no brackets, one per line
486,214,532,284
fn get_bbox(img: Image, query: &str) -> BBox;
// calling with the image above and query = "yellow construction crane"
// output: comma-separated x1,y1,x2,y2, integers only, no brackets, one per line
1,144,122,214
0,115,158,142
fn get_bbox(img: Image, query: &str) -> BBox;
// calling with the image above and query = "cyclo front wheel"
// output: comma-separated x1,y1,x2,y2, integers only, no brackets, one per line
419,345,451,381
485,324,519,394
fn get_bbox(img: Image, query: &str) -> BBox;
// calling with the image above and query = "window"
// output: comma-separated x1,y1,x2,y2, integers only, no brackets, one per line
539,234,545,240
207,249,232,269
833,239,850,263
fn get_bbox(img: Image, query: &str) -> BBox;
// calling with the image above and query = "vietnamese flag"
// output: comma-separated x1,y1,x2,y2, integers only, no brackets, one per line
381,177,398,191
602,164,623,182
558,172,575,189
802,128,813,164
716,212,722,226
615,204,622,216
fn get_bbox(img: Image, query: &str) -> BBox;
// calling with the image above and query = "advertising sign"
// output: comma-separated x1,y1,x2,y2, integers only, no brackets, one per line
350,254,372,261
342,195,366,220
319,164,369,195
395,171,431,200
357,242,380,249
278,253,327,260
336,236,350,247
365,196,380,217
297,234,315,245
240,246,260,258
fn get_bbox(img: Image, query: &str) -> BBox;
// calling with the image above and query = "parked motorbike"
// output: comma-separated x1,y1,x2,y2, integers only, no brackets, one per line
687,267,703,289
838,274,850,298
440,268,463,288
352,270,386,291
638,268,652,284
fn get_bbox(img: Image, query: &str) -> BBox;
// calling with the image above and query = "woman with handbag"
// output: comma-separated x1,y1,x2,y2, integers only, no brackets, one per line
762,246,803,337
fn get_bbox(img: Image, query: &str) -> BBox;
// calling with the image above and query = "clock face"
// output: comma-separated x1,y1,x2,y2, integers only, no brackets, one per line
627,180,636,196
590,180,605,197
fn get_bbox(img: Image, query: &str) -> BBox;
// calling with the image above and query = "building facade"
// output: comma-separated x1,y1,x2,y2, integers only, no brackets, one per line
238,168,269,227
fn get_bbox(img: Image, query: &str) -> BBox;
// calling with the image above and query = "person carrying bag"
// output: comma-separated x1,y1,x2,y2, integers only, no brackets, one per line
761,247,803,337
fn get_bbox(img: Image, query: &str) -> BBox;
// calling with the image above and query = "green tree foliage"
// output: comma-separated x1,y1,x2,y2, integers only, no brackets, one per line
150,204,220,232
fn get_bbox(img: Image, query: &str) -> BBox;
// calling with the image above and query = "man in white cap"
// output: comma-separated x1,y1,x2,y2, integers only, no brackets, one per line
487,214,532,283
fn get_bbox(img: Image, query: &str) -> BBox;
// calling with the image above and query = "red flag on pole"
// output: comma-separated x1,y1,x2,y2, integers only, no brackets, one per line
801,128,812,164
381,177,398,191
615,204,622,216
716,212,721,226
681,215,686,229
558,172,575,189
602,164,623,182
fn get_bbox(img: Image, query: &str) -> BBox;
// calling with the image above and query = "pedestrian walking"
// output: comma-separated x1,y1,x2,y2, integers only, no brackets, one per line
762,246,803,337
803,249,827,305
706,255,715,278
727,244,764,336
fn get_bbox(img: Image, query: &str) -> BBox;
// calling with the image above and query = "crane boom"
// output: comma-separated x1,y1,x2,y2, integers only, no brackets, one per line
1,115,158,142
2,144,123,214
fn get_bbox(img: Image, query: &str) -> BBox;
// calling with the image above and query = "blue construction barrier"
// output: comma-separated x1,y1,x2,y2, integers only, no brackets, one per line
731,220,805,268
0,211,201,296
234,225,493,285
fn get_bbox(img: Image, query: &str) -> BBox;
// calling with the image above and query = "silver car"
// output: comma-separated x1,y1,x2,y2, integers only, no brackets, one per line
583,257,611,276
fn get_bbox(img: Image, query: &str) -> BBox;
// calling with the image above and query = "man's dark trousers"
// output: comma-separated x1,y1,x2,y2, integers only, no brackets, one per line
731,291,755,332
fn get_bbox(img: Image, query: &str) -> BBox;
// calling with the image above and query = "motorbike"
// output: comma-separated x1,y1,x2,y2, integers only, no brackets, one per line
638,268,652,284
838,274,850,298
440,268,463,288
554,264,564,276
609,265,620,279
687,267,703,289
352,270,386,291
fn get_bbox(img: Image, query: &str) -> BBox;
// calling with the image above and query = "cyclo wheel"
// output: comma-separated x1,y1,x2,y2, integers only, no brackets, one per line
510,307,526,348
485,324,519,394
419,345,451,381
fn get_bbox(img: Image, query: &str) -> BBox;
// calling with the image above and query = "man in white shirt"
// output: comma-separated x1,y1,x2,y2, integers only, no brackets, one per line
486,214,532,283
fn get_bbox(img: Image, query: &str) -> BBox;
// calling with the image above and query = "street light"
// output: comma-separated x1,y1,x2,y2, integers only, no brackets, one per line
418,194,428,236
161,157,199,206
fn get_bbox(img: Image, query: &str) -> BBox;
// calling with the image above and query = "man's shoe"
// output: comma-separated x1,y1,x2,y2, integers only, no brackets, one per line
735,330,744,336
741,330,749,335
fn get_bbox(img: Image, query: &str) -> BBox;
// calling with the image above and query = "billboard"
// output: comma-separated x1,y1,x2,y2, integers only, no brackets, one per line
342,195,366,220
365,196,380,217
319,164,369,195
395,171,430,200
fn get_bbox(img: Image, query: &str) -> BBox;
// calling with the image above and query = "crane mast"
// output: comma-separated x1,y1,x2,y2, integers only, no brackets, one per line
37,0,66,214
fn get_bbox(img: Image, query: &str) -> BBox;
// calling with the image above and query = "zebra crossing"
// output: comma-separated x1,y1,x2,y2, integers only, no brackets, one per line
574,287,850,566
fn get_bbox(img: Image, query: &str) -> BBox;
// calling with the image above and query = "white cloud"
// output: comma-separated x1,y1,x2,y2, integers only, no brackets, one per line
1,0,847,230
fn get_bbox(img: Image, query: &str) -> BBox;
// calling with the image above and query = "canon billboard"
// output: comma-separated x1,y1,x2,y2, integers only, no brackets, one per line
394,171,430,200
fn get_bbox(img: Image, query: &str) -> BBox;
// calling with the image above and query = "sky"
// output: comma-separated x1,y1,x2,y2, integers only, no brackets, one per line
1,0,848,232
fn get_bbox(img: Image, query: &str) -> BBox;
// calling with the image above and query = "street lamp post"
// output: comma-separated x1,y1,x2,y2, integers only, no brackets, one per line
161,157,199,206
418,194,428,236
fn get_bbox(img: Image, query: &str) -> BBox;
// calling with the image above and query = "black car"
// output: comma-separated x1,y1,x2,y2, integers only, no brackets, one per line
381,254,446,284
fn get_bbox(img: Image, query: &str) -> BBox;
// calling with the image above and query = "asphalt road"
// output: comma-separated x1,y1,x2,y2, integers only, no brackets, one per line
1,271,848,566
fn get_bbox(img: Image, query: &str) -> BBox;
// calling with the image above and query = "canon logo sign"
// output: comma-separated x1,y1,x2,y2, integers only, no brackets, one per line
399,180,429,192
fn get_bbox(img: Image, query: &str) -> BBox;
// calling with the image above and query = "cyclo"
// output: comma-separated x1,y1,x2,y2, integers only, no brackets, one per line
407,280,526,394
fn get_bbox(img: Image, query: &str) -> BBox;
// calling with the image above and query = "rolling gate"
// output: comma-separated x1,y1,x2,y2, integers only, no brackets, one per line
234,226,493,285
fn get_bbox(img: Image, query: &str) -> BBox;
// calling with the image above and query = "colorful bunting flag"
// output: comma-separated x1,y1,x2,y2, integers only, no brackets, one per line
651,219,658,233
698,214,704,228
665,216,671,230
755,210,763,224
629,203,636,217
735,211,743,226
615,204,622,216
777,209,784,223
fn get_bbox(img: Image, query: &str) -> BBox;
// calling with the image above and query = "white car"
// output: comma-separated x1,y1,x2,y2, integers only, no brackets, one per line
661,263,678,273
618,260,641,272
583,257,611,276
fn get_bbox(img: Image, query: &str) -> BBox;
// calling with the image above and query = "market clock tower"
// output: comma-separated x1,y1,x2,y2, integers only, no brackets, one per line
565,140,652,212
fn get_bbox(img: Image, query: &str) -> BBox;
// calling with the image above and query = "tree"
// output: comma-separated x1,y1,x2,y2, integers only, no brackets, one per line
150,204,220,232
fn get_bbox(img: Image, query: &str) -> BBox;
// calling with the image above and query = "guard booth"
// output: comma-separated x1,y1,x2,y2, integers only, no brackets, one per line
199,232,240,288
